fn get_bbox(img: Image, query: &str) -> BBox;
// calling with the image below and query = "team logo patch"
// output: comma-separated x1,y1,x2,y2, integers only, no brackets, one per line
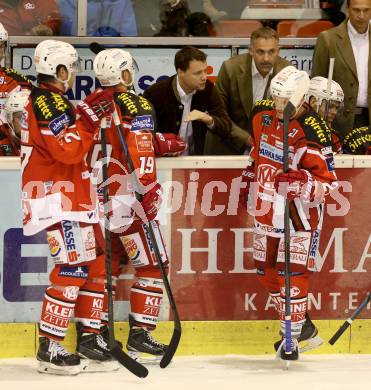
262,114,272,126
47,234,61,257
131,115,154,131
257,163,277,191
135,133,153,152
59,266,88,279
122,237,140,261
49,113,70,136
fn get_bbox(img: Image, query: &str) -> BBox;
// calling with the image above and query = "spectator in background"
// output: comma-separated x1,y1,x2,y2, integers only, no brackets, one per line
144,46,231,155
58,0,137,36
311,0,371,136
153,0,190,36
0,0,60,35
320,0,346,26
186,12,216,36
0,22,33,156
205,26,290,155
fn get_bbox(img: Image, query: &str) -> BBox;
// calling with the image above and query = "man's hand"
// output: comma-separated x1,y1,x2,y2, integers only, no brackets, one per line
76,89,114,132
154,133,187,156
185,109,214,127
274,169,314,200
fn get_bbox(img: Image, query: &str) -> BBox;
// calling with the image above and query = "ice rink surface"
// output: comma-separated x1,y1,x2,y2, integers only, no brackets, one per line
1,355,370,390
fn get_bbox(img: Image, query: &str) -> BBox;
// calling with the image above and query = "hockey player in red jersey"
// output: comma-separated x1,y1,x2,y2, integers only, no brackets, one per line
239,66,338,360
0,22,32,156
2,89,31,155
21,39,119,375
306,76,371,155
85,48,184,363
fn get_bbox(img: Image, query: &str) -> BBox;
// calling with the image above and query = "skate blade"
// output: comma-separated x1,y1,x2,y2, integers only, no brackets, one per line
299,335,323,353
128,350,163,365
80,358,120,373
38,361,81,376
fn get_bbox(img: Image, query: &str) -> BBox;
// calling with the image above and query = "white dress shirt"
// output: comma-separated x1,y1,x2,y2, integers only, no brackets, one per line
176,76,196,155
348,20,369,108
251,59,273,103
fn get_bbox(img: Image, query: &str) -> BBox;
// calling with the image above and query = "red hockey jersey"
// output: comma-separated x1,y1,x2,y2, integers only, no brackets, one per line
87,91,158,230
22,85,99,236
0,67,32,156
248,100,338,237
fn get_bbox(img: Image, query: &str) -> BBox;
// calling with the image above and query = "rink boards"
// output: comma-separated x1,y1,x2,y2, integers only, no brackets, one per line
0,156,370,357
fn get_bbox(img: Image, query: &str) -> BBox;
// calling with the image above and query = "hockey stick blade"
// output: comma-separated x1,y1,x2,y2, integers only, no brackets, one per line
329,292,371,345
328,321,351,345
110,342,149,378
160,320,181,368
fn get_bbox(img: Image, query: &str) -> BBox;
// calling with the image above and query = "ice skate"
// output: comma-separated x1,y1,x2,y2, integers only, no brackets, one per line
126,326,168,365
99,324,123,349
76,332,120,372
37,337,81,376
274,314,323,353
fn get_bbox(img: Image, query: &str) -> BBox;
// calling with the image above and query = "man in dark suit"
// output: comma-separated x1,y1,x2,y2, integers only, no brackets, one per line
205,26,290,155
311,0,371,137
143,46,231,155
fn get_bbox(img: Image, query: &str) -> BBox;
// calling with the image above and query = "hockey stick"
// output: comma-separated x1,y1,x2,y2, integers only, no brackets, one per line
323,58,335,123
100,116,149,378
112,109,181,368
329,292,371,345
282,75,310,356
90,42,181,367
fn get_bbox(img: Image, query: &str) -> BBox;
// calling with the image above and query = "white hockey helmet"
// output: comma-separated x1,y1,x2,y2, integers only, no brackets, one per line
305,76,344,107
34,40,79,79
93,48,136,87
4,88,31,138
0,22,8,43
270,66,310,99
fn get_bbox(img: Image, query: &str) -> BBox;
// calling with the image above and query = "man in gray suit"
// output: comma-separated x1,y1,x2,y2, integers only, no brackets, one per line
311,0,371,136
204,26,290,155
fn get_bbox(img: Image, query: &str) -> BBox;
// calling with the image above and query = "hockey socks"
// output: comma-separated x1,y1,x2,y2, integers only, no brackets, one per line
130,277,164,330
39,285,79,340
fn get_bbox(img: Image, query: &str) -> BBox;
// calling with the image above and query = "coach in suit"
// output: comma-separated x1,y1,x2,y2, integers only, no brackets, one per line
204,26,290,155
311,0,371,136
144,46,231,155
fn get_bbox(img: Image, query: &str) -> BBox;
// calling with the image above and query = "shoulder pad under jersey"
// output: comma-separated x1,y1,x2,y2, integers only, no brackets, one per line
297,110,333,147
31,87,75,129
115,91,155,132
2,67,32,87
342,126,371,154
115,91,154,116
253,99,274,110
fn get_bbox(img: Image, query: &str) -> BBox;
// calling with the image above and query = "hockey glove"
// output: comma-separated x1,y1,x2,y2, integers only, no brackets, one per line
154,133,187,156
76,89,114,132
274,169,314,201
139,182,163,221
239,166,255,209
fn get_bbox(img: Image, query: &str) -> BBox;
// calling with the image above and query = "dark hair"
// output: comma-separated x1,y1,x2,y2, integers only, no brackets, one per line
36,64,66,85
174,46,207,71
186,12,215,37
251,26,279,46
